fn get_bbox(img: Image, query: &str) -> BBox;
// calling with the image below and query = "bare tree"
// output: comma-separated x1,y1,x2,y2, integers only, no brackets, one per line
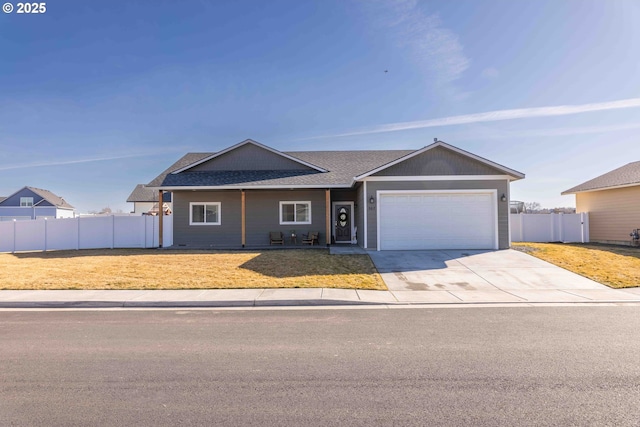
524,202,541,213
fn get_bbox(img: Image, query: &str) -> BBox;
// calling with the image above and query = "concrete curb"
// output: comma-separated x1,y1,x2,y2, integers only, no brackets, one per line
2,299,640,309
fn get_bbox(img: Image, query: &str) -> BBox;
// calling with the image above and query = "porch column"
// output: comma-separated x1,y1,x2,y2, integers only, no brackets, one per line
158,190,163,248
325,189,331,246
241,190,246,247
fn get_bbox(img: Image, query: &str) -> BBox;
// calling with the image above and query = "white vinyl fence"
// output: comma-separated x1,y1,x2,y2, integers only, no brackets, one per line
0,215,173,253
510,213,589,243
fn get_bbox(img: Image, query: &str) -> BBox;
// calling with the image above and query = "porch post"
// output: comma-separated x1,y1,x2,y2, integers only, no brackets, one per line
325,189,331,246
241,190,246,247
158,190,164,248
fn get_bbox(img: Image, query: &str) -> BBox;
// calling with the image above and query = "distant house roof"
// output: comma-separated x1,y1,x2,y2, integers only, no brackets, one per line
147,140,524,190
0,186,74,209
562,161,640,194
127,184,172,203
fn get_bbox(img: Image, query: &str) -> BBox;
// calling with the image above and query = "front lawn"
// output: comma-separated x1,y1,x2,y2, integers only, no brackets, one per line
512,242,640,289
0,249,386,290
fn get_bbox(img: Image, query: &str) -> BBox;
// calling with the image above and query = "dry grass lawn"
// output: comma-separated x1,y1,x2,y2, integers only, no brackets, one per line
512,242,640,289
0,249,386,290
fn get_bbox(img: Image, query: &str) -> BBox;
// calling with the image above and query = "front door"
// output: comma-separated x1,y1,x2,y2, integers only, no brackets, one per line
334,204,352,243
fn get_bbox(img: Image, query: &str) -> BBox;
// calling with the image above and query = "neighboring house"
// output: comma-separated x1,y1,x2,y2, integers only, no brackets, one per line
127,184,172,215
0,186,75,221
562,161,640,245
147,139,524,250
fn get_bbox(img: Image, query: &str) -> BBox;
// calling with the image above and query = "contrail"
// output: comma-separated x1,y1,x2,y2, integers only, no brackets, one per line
0,153,154,171
304,97,640,139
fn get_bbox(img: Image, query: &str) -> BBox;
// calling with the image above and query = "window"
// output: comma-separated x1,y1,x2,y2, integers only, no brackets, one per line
190,202,221,225
279,201,311,224
20,197,34,207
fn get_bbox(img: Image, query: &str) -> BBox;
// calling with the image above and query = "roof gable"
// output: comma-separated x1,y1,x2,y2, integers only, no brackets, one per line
0,186,74,209
355,141,524,180
172,139,327,174
562,161,640,194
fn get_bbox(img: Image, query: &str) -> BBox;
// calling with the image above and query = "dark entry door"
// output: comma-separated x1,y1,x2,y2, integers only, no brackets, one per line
335,205,351,242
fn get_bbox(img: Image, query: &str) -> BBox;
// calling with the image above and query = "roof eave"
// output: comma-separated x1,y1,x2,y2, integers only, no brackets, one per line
149,184,354,191
561,182,640,195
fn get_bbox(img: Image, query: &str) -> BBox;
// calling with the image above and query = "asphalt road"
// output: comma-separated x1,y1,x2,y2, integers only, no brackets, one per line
1,307,640,426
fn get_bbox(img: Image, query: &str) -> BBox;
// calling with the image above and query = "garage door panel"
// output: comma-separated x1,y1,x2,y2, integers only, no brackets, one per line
379,192,496,250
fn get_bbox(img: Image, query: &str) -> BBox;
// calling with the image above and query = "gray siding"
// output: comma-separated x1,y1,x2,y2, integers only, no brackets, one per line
245,190,327,246
190,144,313,172
173,191,242,247
373,146,505,176
172,189,328,247
364,180,510,250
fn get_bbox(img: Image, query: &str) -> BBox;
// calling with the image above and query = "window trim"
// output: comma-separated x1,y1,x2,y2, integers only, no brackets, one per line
279,201,312,225
189,202,221,226
20,197,34,207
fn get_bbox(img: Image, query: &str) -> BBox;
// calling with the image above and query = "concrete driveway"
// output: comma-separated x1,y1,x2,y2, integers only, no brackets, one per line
368,249,636,304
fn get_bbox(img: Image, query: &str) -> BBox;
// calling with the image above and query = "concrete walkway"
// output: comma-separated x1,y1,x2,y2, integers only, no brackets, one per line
1,286,639,308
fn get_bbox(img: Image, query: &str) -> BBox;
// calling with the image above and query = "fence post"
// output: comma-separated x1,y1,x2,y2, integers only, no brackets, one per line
111,215,115,249
13,219,16,254
558,213,564,243
44,218,47,252
77,217,81,250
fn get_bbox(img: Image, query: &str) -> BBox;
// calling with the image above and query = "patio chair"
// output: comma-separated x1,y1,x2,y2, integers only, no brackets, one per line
302,231,319,246
269,231,284,245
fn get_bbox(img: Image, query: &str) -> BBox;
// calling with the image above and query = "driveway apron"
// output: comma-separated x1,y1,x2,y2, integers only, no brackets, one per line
368,249,617,303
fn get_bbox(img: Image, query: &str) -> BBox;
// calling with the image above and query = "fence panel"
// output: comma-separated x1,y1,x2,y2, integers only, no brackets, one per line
79,216,114,250
510,213,588,243
114,216,146,248
0,215,172,253
46,218,79,251
14,219,46,252
0,221,15,252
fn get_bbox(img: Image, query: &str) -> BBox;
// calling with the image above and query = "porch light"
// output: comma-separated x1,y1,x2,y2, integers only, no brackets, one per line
501,194,507,202
369,196,375,204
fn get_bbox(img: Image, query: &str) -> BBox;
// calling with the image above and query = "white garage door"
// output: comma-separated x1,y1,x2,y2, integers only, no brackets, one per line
379,191,497,250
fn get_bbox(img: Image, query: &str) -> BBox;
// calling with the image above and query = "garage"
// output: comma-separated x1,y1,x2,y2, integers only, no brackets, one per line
378,191,498,250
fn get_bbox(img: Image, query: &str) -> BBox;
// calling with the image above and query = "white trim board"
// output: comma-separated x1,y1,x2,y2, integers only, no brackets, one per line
152,184,353,191
561,182,640,195
359,175,514,182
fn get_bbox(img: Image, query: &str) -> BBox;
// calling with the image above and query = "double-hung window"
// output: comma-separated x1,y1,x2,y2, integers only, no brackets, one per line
20,197,34,207
190,202,221,225
279,201,311,225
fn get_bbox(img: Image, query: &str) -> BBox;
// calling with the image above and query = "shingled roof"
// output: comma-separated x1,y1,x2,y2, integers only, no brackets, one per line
148,150,414,188
562,161,640,194
127,184,172,202
147,140,523,189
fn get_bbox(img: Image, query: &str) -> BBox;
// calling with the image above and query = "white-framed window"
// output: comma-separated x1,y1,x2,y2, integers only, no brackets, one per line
279,201,311,225
20,197,34,207
190,202,221,225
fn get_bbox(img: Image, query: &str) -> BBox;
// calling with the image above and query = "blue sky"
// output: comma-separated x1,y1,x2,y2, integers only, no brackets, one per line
1,0,639,213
